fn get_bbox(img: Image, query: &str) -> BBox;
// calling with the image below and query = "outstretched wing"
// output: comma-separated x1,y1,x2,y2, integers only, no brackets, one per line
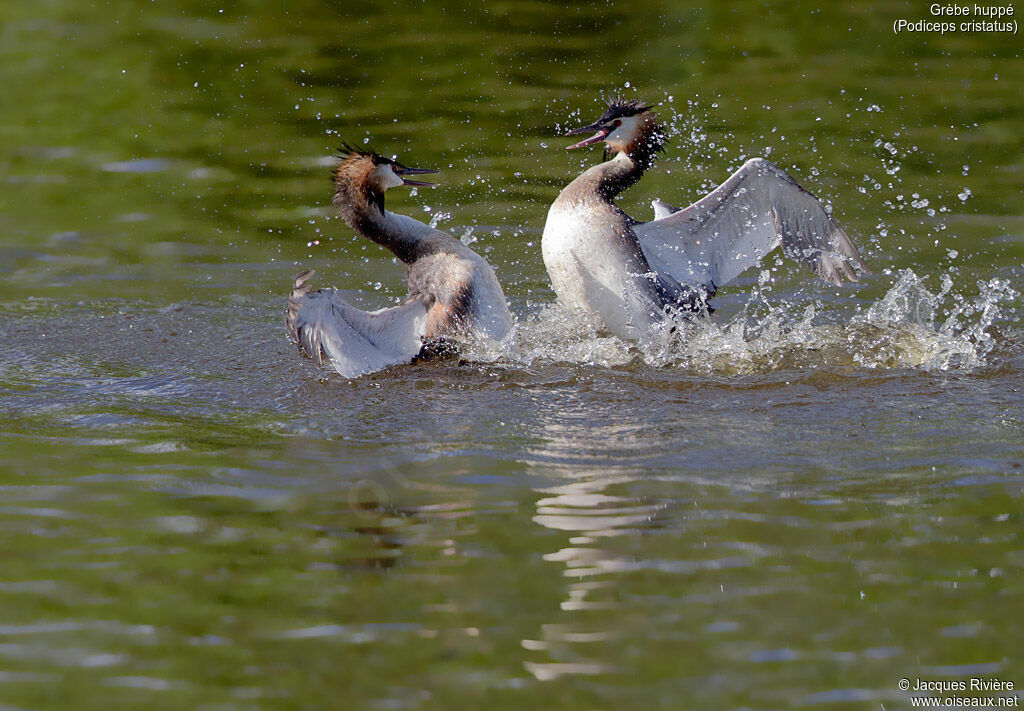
287,270,430,378
634,158,868,290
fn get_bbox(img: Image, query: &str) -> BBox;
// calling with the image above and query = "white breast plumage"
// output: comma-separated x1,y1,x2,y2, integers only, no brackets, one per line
542,201,666,341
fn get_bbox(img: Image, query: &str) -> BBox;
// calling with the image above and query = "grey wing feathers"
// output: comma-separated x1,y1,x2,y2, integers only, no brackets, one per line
634,158,868,290
286,270,430,378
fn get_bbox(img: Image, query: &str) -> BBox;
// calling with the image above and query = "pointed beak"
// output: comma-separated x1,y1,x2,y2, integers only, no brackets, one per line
395,165,438,187
565,122,612,150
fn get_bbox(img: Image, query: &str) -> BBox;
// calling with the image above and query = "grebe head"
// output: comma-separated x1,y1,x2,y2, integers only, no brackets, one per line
334,144,438,214
565,96,666,166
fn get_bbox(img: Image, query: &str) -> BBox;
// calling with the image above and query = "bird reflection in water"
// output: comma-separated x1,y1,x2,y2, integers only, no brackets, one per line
523,466,671,681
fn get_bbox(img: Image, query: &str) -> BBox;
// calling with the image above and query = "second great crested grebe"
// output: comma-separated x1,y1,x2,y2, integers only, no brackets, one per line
287,146,513,377
542,97,869,342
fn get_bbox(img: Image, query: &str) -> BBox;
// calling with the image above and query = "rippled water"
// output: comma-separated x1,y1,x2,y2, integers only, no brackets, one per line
2,1,1022,709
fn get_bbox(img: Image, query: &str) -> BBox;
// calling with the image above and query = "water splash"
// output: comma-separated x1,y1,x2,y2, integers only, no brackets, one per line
852,270,1017,370
474,270,1017,374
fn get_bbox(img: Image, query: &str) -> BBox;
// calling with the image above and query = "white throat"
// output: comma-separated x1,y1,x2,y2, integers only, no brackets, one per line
372,164,404,191
604,115,644,152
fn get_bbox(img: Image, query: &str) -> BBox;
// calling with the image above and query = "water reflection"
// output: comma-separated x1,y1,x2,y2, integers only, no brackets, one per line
522,410,670,681
527,475,664,680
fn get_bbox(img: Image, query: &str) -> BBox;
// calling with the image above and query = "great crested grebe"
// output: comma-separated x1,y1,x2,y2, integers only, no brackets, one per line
287,145,512,377
542,97,869,342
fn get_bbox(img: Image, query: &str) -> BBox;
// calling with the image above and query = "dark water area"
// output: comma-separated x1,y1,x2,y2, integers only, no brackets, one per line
1,1,1022,709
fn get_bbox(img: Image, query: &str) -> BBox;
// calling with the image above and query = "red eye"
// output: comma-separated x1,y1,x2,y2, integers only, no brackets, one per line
612,120,622,127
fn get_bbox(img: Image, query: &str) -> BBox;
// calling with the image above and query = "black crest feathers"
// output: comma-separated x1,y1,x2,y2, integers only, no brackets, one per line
598,96,654,123
337,142,389,165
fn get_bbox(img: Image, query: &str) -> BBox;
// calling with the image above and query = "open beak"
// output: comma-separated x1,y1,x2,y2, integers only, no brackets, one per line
396,165,438,187
565,122,612,150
